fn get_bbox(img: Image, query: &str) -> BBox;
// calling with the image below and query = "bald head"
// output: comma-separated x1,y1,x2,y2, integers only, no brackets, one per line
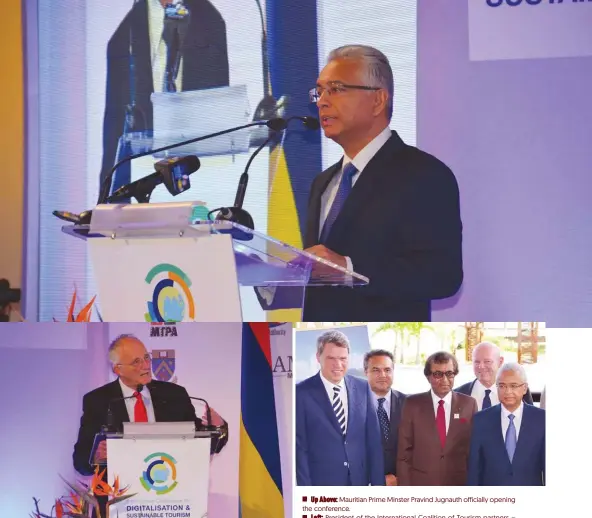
472,341,503,388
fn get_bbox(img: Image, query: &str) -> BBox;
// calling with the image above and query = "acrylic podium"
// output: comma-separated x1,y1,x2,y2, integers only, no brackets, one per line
61,201,369,322
93,422,217,518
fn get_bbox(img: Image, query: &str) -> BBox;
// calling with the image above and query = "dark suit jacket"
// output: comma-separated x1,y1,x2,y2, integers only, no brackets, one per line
296,373,385,486
73,379,228,477
100,0,229,188
455,379,534,407
379,389,406,477
397,390,477,486
467,404,545,486
301,131,463,321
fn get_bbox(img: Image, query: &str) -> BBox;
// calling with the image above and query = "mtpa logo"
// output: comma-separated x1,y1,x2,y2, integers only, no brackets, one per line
487,0,591,6
144,263,195,323
140,452,178,495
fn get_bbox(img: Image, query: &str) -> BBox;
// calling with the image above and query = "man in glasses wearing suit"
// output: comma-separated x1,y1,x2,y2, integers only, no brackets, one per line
397,351,477,486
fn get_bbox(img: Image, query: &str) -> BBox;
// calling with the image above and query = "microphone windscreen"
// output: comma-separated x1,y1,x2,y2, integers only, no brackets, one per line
267,117,288,131
303,116,320,130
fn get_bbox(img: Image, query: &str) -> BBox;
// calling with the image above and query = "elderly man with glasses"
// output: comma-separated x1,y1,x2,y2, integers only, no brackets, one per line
467,363,545,486
396,351,477,485
298,44,463,321
72,334,228,490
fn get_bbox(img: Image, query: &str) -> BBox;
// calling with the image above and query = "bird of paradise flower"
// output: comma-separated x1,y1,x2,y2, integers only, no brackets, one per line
52,288,102,322
31,466,135,518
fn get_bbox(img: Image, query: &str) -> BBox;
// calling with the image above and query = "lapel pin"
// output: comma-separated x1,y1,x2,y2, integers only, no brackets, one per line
454,413,460,419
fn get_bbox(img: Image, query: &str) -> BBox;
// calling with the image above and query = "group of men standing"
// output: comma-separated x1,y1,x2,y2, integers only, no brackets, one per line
295,332,545,486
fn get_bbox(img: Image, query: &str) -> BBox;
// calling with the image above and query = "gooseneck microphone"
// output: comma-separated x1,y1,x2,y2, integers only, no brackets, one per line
103,383,144,432
97,117,290,206
213,116,320,234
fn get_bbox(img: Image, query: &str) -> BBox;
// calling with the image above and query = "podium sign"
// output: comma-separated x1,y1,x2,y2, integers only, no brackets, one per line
89,234,242,322
107,437,210,518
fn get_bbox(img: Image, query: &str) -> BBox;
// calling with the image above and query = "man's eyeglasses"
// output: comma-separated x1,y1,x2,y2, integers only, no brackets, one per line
497,383,526,392
431,371,456,379
309,81,381,103
118,354,151,368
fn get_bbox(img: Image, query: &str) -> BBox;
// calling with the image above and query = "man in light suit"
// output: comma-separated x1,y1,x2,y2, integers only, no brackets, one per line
455,341,533,409
467,363,545,486
296,330,384,486
397,351,477,486
363,349,406,486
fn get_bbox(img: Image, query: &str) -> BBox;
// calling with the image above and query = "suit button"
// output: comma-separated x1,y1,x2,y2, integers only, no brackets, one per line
344,441,347,445
344,462,348,467
440,455,444,459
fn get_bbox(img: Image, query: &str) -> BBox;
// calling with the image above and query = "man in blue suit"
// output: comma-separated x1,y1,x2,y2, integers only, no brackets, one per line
296,330,384,486
467,363,545,486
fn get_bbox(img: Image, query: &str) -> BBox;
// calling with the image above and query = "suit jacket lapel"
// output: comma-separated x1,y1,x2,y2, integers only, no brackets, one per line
513,404,533,465
444,392,463,452
420,391,442,450
310,373,343,437
109,380,130,430
388,390,401,446
307,161,342,247
344,375,359,436
324,132,405,246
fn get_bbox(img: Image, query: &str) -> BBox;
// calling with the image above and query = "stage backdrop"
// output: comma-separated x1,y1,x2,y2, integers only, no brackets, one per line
0,323,292,518
422,0,592,325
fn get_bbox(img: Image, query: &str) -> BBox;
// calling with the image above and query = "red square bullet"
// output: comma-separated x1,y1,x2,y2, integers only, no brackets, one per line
302,497,307,502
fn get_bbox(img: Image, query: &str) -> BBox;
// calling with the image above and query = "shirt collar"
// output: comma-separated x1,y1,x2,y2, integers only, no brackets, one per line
431,389,453,406
343,126,392,173
320,371,346,392
501,400,523,419
371,388,391,406
474,378,495,393
118,378,152,401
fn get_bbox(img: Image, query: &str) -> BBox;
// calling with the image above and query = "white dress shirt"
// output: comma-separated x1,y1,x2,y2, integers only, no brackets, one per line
371,389,391,420
319,125,392,271
320,372,348,432
119,378,156,423
147,0,185,92
501,401,524,441
430,389,452,434
470,379,500,410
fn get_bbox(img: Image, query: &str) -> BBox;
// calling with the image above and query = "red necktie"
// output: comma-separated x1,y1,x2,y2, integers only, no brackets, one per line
436,400,446,449
134,391,148,422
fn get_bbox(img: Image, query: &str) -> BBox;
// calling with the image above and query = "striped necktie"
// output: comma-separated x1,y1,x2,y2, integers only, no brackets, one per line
332,386,346,436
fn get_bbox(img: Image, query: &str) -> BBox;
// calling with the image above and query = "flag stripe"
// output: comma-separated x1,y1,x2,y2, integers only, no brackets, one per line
239,322,283,517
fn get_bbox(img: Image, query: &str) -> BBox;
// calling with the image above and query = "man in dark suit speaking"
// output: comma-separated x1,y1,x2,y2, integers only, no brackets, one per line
73,334,228,479
302,44,463,321
100,0,229,191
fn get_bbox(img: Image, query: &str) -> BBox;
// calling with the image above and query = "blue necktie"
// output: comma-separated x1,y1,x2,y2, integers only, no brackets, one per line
505,414,517,462
320,162,358,243
482,389,492,410
377,397,390,441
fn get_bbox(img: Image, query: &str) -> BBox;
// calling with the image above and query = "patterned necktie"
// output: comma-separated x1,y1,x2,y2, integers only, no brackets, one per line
436,400,446,449
320,162,358,243
377,397,390,442
332,386,346,436
134,391,148,422
505,414,517,462
482,389,492,410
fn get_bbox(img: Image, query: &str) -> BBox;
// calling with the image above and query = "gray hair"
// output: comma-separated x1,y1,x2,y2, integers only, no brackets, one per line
108,333,140,365
316,330,350,355
472,341,501,359
496,362,527,384
327,44,394,120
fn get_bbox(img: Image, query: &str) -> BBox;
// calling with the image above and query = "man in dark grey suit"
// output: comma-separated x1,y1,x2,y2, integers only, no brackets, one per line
363,349,406,486
455,341,533,409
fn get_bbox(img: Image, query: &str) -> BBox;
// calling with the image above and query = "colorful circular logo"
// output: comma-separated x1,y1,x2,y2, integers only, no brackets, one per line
140,452,178,495
145,263,195,322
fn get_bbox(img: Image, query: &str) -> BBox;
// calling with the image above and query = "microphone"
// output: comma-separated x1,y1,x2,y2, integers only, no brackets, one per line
106,155,200,203
103,383,144,432
213,116,320,238
97,117,289,206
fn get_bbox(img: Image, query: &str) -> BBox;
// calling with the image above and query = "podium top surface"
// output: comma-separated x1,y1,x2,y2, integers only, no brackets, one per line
61,202,370,288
